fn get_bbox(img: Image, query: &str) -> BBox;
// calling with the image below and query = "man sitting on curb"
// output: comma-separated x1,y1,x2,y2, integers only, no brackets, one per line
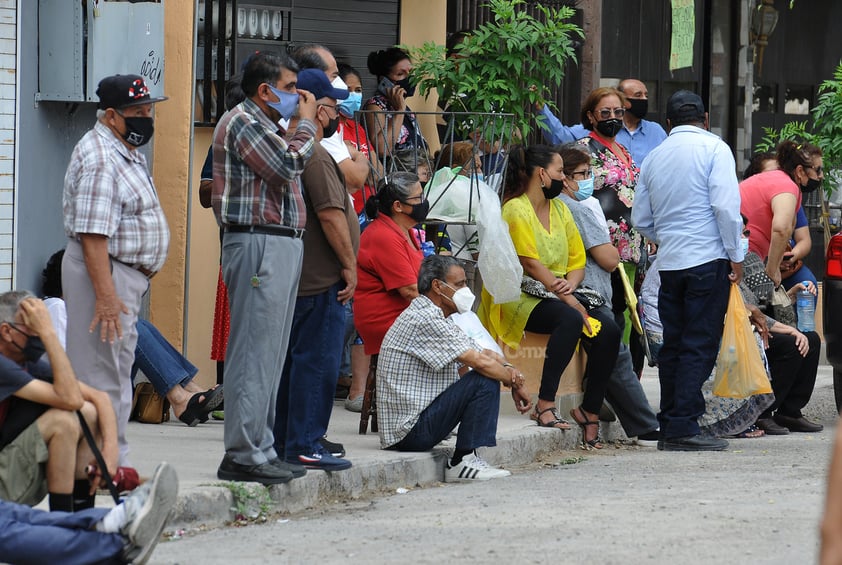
0,461,178,565
377,255,533,481
0,291,120,512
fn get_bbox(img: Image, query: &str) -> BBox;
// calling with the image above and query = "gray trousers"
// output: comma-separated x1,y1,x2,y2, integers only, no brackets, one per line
222,232,303,466
604,341,659,437
62,239,148,465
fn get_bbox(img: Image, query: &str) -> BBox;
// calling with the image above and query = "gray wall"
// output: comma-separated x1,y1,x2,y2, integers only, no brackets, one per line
17,4,152,294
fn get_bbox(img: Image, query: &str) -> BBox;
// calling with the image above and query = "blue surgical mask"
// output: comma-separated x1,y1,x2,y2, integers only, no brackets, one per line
266,84,299,120
574,177,594,201
338,91,362,118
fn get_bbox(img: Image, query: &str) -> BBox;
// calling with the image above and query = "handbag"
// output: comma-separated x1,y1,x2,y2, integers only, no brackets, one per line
713,284,774,398
131,382,170,424
521,275,606,310
769,286,797,328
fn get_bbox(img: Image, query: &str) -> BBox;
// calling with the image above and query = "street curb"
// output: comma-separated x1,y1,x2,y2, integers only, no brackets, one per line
165,419,627,530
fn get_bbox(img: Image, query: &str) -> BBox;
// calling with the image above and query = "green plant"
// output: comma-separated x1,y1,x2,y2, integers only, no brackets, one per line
756,61,842,196
220,481,272,523
405,0,583,141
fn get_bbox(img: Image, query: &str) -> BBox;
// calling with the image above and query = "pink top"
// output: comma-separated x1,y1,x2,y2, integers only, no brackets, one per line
739,169,802,259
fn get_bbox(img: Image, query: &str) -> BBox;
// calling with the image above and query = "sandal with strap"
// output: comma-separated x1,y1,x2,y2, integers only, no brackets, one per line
570,406,604,450
530,406,571,430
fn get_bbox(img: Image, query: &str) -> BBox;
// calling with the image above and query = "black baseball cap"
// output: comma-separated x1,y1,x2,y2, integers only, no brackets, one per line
666,90,705,122
96,74,168,110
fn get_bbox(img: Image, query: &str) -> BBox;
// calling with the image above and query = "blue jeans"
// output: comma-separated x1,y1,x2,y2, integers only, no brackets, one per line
0,500,123,565
339,301,355,377
392,371,500,452
131,319,198,397
657,259,731,439
274,282,346,459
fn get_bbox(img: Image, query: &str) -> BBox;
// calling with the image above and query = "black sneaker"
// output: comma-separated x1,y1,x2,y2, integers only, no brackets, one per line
319,436,346,458
217,454,293,484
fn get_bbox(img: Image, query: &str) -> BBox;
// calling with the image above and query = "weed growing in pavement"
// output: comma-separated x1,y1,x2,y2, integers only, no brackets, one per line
218,482,272,525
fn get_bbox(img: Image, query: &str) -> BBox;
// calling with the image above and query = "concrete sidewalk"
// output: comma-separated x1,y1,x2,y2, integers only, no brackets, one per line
118,365,836,531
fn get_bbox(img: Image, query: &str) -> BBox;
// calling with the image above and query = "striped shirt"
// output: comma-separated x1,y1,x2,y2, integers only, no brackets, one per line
377,295,482,448
211,98,316,229
63,121,170,272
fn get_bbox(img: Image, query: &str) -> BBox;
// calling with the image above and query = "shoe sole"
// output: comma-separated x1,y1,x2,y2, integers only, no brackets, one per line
217,468,293,484
127,462,179,565
662,443,728,452
445,468,511,482
293,458,352,471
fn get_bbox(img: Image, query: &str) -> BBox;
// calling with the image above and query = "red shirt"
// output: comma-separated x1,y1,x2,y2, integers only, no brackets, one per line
739,169,802,259
354,214,423,354
340,117,376,215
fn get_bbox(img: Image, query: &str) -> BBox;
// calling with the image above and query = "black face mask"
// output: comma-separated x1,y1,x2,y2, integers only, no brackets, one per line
119,115,155,147
403,199,429,223
9,325,46,362
627,98,648,119
395,77,416,97
801,176,822,194
595,118,623,138
541,178,565,200
323,115,340,138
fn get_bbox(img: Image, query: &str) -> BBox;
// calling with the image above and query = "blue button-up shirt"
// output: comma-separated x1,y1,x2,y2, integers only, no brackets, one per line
631,125,743,271
539,105,667,166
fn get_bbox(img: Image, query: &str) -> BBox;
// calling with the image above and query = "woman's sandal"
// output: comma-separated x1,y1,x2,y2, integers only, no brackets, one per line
178,386,224,427
727,424,765,439
569,406,604,450
530,406,571,430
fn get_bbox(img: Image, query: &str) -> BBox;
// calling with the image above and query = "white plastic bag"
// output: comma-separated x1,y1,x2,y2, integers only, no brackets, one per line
424,168,485,223
450,311,504,355
476,187,522,303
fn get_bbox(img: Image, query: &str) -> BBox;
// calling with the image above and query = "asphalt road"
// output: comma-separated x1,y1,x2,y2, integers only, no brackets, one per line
150,381,839,565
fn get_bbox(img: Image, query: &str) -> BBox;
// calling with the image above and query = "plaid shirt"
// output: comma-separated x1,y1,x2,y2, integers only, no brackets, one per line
377,295,482,448
63,121,170,272
211,98,316,229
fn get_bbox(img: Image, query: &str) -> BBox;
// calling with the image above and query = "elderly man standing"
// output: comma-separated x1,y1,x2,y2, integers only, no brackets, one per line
378,255,532,481
632,91,744,452
62,74,169,465
272,70,358,471
212,51,318,484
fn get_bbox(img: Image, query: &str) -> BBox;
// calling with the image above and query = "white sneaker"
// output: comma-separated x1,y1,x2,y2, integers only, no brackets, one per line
121,462,179,565
445,452,511,482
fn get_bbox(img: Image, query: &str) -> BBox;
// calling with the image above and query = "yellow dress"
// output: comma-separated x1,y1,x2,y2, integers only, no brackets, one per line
479,194,586,349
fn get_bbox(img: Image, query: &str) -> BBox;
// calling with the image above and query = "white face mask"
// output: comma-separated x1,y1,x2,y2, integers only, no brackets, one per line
740,237,750,257
441,282,475,314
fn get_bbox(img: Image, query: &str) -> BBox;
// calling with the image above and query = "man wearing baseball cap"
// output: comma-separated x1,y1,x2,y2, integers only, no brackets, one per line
62,74,171,465
272,69,357,471
632,90,744,452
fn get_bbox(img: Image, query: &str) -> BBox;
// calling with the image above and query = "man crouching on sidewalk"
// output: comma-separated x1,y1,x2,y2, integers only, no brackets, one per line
378,255,533,481
0,291,119,511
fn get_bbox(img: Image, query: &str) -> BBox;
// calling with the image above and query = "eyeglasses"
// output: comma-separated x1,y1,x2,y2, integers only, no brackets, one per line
318,103,338,113
570,168,593,180
806,165,824,176
402,195,424,203
596,108,625,119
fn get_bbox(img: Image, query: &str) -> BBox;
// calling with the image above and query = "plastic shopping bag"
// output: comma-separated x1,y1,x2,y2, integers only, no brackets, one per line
450,311,504,355
476,184,522,304
713,284,773,398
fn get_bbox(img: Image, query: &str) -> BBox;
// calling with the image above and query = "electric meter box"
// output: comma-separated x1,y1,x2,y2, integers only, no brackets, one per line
38,0,165,103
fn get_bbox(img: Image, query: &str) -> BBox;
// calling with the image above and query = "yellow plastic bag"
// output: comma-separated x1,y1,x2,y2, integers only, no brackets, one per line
713,284,773,398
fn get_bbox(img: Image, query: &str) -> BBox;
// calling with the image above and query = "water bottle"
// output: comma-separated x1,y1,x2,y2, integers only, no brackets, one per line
421,241,435,257
796,282,815,333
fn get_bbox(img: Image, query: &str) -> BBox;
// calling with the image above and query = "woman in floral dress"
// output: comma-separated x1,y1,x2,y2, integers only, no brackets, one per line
576,87,642,329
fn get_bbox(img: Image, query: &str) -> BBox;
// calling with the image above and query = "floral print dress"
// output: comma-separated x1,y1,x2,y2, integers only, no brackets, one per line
577,133,642,263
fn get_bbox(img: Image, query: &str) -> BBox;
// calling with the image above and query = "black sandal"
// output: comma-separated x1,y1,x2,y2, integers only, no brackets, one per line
570,406,604,450
530,406,571,429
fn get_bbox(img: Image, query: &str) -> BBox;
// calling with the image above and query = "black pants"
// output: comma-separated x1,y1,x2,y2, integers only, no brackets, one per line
525,300,620,412
761,331,821,418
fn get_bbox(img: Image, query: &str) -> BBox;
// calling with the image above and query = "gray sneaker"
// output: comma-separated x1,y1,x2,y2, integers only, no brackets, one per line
344,395,363,413
121,462,179,564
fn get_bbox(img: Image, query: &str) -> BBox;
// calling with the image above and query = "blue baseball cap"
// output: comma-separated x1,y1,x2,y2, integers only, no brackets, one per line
295,69,349,101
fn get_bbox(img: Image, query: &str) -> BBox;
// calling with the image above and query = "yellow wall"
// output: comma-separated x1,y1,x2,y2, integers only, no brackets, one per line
400,0,447,152
168,1,451,389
